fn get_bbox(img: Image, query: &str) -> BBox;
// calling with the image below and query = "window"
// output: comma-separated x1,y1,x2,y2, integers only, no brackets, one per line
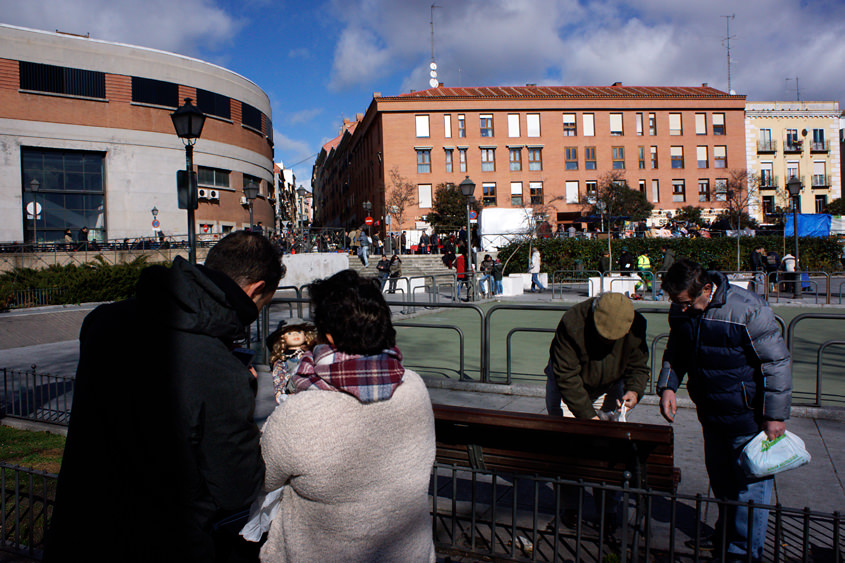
695,113,707,135
565,181,579,204
697,146,708,168
638,179,646,194
417,149,431,173
762,195,775,215
714,146,727,168
444,115,452,138
131,76,178,107
815,194,827,213
196,88,231,119
669,113,682,135
444,149,453,173
650,146,658,169
243,173,262,196
813,161,827,186
511,182,523,206
670,146,684,169
672,179,686,202
458,114,466,137
21,147,106,242
509,148,522,171
481,148,495,172
482,182,496,205
480,114,493,137
415,115,430,137
586,181,598,201
198,166,231,188
609,113,624,136
636,113,643,136
712,113,725,135
459,148,467,172
583,113,595,136
651,180,660,203
526,114,540,137
508,114,520,137
760,163,774,188
565,147,578,170
758,129,773,151
812,128,826,151
585,147,596,170
19,61,105,99
648,113,656,135
418,184,432,208
638,146,645,169
714,179,728,201
698,179,710,202
529,181,543,204
612,146,625,169
563,114,577,136
241,102,262,131
528,148,543,171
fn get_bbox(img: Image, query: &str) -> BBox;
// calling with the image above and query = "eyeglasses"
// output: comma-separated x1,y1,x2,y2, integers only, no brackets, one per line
670,293,700,309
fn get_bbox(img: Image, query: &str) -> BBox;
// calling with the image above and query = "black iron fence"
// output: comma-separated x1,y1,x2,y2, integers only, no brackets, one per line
1,368,74,426
0,463,56,560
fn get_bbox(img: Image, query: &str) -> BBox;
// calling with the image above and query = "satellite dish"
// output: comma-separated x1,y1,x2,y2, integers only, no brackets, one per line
730,89,736,95
429,70,437,78
429,78,439,88
430,62,437,70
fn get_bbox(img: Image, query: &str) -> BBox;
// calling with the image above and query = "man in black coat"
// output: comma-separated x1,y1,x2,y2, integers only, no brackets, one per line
45,231,284,563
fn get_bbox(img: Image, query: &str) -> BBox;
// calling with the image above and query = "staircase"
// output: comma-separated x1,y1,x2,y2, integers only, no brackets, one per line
347,253,454,280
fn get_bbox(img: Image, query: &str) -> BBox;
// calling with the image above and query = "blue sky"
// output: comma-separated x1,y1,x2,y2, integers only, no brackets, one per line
2,0,845,182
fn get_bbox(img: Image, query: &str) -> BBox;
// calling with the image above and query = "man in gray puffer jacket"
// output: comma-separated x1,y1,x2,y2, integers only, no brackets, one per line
658,259,791,562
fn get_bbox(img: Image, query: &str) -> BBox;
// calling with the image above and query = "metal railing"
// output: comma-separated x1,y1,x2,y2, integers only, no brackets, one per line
1,367,74,426
0,463,56,560
10,288,64,309
431,462,844,563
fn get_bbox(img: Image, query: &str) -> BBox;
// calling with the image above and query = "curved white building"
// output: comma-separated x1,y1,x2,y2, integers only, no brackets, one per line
0,24,275,244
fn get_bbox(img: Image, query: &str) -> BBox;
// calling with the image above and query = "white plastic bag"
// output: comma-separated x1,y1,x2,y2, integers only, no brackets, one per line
740,430,811,478
239,487,283,542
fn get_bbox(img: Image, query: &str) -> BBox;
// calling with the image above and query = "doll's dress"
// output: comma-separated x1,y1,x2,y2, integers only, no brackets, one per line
271,348,307,403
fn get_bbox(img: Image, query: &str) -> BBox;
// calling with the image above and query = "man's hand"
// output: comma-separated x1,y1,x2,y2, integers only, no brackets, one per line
763,420,786,441
659,389,677,423
618,391,639,409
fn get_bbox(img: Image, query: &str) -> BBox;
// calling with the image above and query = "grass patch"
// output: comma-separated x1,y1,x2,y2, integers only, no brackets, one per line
0,426,65,474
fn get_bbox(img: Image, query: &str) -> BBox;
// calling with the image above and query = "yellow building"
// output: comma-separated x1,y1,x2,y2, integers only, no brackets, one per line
745,101,842,223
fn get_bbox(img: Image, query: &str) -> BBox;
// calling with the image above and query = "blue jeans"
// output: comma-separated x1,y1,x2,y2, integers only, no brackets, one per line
531,273,545,291
495,279,503,295
478,274,493,295
702,427,774,560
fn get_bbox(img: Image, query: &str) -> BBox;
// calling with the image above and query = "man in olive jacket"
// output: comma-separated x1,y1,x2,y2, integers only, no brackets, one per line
45,232,283,563
545,293,649,419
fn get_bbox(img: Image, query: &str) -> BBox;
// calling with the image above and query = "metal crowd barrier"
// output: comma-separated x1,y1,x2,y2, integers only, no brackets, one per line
10,288,64,309
1,367,74,426
0,463,56,560
550,269,600,300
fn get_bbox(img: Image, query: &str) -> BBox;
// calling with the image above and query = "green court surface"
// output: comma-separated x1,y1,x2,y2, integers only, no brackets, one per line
395,301,845,408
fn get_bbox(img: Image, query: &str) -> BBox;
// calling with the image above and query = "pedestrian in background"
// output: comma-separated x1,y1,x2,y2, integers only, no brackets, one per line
529,248,545,292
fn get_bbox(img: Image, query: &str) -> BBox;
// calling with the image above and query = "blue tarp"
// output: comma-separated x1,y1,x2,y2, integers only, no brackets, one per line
784,214,831,237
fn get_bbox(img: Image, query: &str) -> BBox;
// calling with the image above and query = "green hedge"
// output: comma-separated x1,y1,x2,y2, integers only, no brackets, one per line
0,256,155,306
498,235,843,276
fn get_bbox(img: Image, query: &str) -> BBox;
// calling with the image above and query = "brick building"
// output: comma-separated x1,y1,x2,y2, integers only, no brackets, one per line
0,24,275,244
312,84,747,236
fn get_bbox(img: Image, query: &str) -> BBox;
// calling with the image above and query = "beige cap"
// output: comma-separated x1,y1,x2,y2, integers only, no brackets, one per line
593,293,635,340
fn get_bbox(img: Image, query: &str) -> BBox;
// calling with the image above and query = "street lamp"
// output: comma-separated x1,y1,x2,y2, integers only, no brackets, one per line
786,176,802,298
170,97,206,264
596,200,612,274
151,206,158,218
29,178,40,248
459,176,476,300
362,200,372,234
244,180,259,231
296,186,307,240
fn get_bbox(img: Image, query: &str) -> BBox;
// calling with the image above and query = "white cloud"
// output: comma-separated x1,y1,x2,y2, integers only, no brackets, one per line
287,108,324,124
273,129,316,173
0,0,243,57
288,47,311,59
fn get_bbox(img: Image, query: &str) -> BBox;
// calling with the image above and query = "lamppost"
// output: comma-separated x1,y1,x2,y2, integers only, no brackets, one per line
29,178,40,248
459,176,476,300
296,186,307,240
596,200,612,272
362,200,372,234
244,180,259,232
170,98,206,264
786,176,802,298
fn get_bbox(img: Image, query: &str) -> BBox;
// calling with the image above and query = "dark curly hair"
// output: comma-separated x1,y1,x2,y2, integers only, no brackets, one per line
661,258,712,298
309,269,396,355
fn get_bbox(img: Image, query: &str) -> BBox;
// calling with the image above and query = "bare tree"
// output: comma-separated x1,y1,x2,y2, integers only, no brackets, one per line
386,167,416,230
714,169,760,229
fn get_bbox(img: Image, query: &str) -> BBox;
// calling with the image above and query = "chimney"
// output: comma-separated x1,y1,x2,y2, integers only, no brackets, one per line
356,113,363,121
526,83,536,87
373,92,381,98
611,81,622,87
702,82,708,87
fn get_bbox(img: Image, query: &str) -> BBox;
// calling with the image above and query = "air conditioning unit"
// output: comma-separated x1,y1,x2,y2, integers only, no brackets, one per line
197,188,208,199
240,196,248,205
209,190,219,200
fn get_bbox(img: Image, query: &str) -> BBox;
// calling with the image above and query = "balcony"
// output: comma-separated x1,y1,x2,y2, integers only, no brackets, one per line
812,174,831,188
810,140,830,153
783,140,803,153
757,139,777,153
759,174,778,190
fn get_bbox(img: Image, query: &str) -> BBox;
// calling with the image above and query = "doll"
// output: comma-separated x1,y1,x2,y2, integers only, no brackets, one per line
266,319,318,403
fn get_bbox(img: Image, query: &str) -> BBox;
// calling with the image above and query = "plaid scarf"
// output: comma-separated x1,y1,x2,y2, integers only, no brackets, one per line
290,344,404,403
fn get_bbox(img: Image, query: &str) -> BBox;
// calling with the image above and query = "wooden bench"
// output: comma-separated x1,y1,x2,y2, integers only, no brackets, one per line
433,404,680,493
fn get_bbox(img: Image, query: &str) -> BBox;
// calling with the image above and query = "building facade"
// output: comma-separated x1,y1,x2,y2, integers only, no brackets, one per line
0,24,275,244
745,101,842,222
312,84,747,235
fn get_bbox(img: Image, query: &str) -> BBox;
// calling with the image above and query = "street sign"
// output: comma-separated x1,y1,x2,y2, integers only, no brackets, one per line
152,219,160,229
25,201,42,219
469,210,477,220
364,216,374,226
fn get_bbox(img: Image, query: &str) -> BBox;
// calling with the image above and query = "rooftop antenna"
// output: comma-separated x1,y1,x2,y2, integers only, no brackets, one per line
429,4,441,88
721,14,735,93
785,77,801,101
